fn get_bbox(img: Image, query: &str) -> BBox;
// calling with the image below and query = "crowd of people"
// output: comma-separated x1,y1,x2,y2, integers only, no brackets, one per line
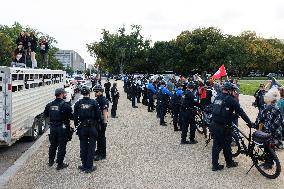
12,31,49,68
43,73,283,174
122,73,284,171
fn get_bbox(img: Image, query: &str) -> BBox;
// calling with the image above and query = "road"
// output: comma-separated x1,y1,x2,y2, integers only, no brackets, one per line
0,92,82,176
2,80,284,189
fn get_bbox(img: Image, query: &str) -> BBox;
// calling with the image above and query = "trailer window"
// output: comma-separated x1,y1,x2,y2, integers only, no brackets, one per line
30,74,34,79
25,83,29,89
39,74,43,79
18,85,23,91
25,74,29,80
0,77,2,82
39,82,43,87
0,86,2,92
19,74,24,80
34,74,39,79
12,74,17,81
12,86,17,92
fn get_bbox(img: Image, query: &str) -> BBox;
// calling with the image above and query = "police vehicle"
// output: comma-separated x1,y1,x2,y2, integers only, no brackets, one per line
0,67,65,146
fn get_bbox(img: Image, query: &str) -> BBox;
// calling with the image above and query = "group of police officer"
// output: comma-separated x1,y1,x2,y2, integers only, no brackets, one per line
124,75,254,171
46,75,254,173
44,83,115,173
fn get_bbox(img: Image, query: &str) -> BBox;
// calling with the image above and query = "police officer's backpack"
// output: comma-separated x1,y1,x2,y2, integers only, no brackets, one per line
212,95,230,123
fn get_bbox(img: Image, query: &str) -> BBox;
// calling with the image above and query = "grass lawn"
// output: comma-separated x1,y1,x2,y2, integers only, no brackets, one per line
239,80,284,95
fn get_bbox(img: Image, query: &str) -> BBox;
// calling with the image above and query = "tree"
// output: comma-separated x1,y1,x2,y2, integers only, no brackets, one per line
87,25,150,74
0,22,62,69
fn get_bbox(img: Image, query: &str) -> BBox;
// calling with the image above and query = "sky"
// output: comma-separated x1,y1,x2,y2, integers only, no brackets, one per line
1,0,284,66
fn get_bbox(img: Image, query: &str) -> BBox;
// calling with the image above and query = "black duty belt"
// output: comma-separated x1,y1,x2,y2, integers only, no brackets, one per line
80,119,96,127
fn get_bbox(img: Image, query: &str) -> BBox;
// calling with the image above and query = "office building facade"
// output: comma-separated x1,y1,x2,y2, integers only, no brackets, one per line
55,50,85,71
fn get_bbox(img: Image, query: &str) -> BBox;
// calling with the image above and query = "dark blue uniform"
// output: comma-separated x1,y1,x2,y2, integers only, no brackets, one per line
130,83,137,107
147,82,156,112
95,95,109,159
74,97,102,170
171,89,183,131
157,86,172,125
104,81,112,102
211,92,251,168
44,98,73,166
111,85,119,117
180,89,200,143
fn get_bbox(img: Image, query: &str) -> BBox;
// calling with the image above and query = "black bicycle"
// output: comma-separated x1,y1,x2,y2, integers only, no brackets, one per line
195,107,209,139
231,123,281,179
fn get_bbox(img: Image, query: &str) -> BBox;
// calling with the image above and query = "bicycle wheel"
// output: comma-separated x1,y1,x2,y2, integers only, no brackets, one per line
231,133,241,157
195,114,204,134
254,147,281,179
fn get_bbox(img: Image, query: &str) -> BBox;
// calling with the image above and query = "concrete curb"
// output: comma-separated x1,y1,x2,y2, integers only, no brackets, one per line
0,92,83,188
0,130,49,187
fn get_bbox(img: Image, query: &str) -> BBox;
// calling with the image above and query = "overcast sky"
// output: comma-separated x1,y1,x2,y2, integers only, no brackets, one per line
2,0,284,65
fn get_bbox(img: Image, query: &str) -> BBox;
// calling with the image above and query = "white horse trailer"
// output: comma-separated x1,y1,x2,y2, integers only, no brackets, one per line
0,67,65,146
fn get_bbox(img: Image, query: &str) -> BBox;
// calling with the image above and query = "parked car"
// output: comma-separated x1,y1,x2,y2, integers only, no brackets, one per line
114,74,122,80
267,73,277,77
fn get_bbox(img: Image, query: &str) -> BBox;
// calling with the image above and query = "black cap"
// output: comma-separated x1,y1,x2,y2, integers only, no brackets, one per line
55,88,66,96
81,86,90,95
223,82,233,90
93,85,104,92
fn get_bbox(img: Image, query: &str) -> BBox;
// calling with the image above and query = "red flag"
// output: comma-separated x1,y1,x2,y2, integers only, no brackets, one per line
210,64,227,79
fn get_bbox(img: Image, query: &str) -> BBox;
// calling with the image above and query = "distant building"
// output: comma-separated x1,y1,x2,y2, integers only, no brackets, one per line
54,50,85,71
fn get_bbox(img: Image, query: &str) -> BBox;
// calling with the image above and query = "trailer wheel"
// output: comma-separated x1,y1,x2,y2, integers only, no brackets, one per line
38,117,46,135
28,119,39,141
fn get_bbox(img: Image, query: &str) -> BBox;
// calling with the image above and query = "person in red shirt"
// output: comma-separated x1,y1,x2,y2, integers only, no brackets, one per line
198,82,206,107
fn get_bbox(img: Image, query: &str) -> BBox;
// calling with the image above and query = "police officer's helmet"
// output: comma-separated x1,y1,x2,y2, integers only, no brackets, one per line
223,82,234,91
187,82,195,89
81,86,90,95
55,88,66,97
93,85,104,92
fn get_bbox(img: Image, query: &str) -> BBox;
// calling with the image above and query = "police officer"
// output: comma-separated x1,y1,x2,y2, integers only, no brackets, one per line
104,79,112,103
93,85,109,161
136,78,142,103
147,80,157,112
180,82,200,144
131,81,138,108
111,82,119,118
74,86,103,173
171,87,183,131
44,88,73,170
157,82,172,126
211,82,252,171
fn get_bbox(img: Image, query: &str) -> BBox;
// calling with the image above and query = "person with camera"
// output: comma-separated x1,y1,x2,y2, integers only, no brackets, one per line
44,88,73,170
211,82,253,171
74,86,103,173
93,85,109,161
111,82,119,118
